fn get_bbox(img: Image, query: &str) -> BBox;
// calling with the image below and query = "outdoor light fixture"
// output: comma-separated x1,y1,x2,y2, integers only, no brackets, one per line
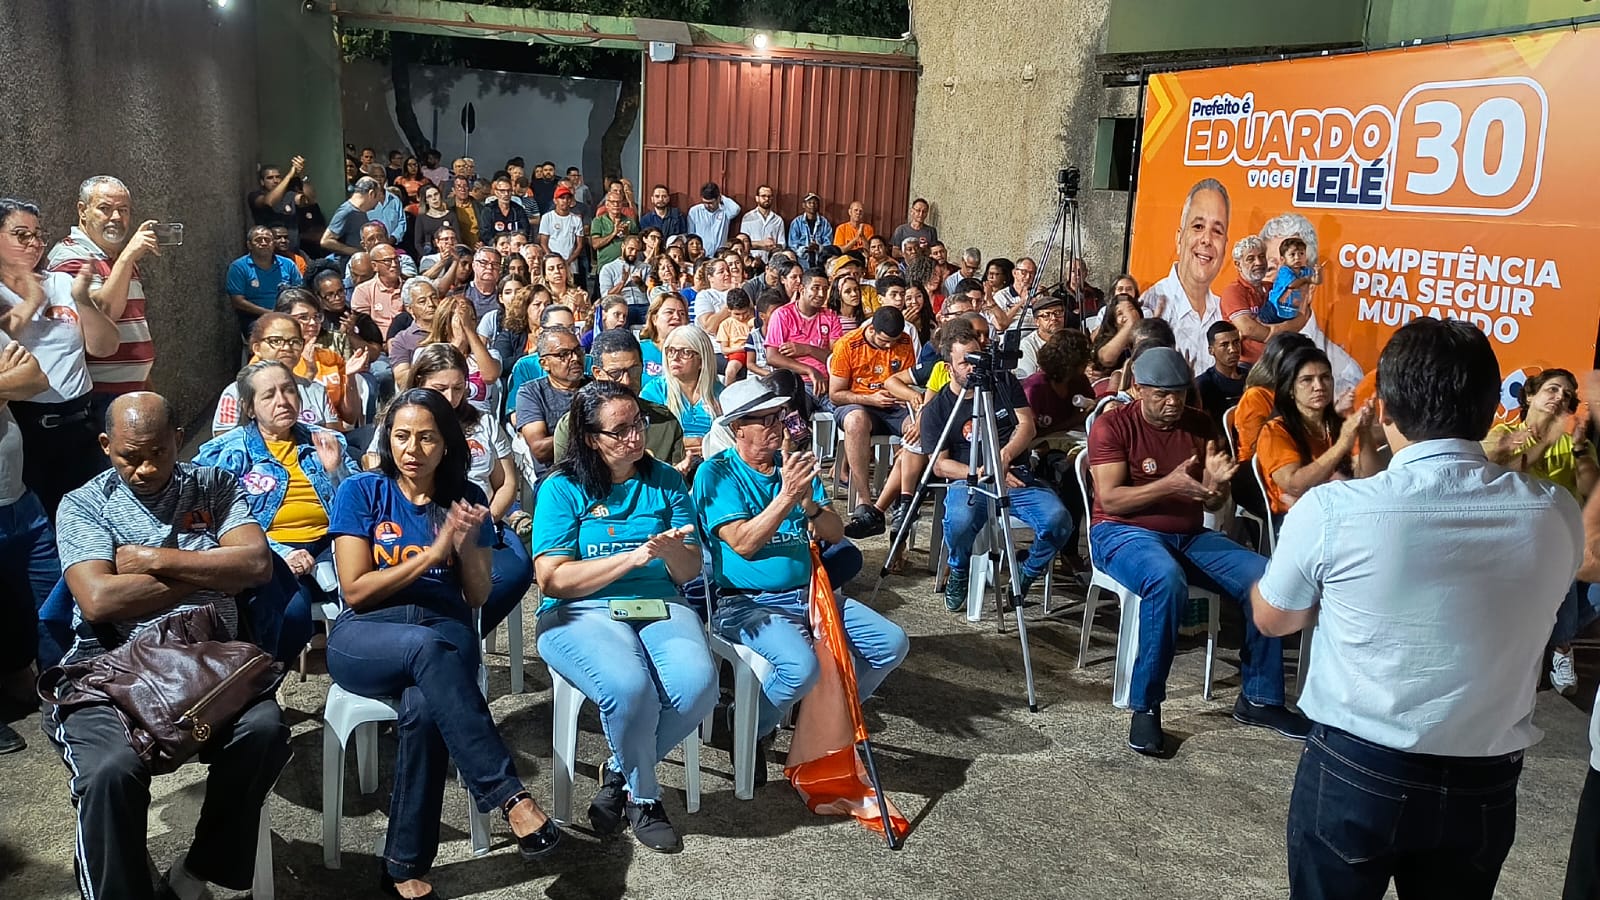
752,32,771,53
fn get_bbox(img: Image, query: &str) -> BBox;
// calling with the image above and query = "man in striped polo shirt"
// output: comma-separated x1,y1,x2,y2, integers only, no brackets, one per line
46,175,159,432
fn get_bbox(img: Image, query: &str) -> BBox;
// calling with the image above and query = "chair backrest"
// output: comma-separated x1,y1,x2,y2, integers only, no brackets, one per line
1222,405,1240,458
1252,454,1278,553
1074,450,1099,560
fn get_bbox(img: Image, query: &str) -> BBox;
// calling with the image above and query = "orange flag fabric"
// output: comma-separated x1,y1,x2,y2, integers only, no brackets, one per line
783,546,909,838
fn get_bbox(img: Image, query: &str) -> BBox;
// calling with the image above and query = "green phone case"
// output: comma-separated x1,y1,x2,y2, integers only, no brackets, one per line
608,598,670,621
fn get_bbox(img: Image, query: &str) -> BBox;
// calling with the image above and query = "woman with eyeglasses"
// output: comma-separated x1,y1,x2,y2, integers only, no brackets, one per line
641,325,722,476
395,156,428,218
212,312,338,436
328,389,561,897
0,198,121,516
194,359,357,661
637,292,689,379
276,288,368,430
307,265,357,357
532,380,716,853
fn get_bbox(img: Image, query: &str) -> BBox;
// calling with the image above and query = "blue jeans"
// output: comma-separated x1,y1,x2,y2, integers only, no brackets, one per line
0,491,60,672
1090,522,1283,711
326,604,524,881
1553,581,1600,647
1288,724,1522,900
536,598,717,802
713,586,909,738
481,526,533,634
944,483,1071,580
276,537,331,663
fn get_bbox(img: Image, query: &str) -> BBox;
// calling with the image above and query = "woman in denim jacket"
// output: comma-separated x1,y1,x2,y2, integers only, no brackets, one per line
195,359,357,660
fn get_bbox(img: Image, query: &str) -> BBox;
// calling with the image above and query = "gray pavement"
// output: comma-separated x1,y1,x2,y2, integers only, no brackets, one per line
1,535,1592,899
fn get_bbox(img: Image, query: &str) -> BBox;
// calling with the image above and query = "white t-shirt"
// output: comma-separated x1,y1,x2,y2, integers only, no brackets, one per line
539,212,585,260
0,329,23,506
1590,698,1599,771
464,412,512,499
693,288,728,325
212,377,335,436
0,272,91,403
740,209,786,260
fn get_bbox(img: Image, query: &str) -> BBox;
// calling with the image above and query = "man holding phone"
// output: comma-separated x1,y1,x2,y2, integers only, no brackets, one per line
46,175,162,431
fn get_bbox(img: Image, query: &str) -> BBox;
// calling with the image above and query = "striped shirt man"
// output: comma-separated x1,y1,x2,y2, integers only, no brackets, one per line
47,227,154,396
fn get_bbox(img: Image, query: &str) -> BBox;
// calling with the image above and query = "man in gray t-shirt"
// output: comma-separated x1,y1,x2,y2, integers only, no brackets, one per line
44,392,289,900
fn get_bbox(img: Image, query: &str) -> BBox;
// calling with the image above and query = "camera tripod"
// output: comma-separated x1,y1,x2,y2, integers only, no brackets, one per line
870,365,1041,712
1036,168,1087,326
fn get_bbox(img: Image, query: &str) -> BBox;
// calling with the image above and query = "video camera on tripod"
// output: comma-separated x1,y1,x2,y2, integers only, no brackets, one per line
962,325,1024,387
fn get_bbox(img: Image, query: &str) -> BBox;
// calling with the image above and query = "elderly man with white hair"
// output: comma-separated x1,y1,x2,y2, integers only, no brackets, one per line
1219,234,1309,367
1257,213,1364,394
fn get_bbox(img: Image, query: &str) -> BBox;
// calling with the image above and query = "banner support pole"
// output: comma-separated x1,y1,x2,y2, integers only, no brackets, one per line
858,737,901,850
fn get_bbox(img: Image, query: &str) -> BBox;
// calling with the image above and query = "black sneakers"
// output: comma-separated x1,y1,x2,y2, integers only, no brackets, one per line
1232,696,1312,740
843,503,886,539
588,763,628,836
1128,709,1166,756
944,568,969,612
626,800,683,853
888,496,917,532
0,721,24,755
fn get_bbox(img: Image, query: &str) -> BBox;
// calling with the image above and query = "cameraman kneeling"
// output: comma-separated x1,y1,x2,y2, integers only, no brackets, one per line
922,318,1071,612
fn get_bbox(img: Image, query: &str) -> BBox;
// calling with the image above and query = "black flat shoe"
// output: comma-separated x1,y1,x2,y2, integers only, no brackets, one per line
378,865,440,899
588,763,628,836
501,791,562,860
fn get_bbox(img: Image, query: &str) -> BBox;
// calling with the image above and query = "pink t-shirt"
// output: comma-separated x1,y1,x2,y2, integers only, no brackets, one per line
764,303,842,382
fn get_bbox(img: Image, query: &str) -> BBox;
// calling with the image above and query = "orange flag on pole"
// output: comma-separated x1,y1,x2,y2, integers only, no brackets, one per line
783,545,909,846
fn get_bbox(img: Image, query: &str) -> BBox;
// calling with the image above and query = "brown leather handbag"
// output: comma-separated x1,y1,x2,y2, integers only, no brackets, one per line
38,604,284,775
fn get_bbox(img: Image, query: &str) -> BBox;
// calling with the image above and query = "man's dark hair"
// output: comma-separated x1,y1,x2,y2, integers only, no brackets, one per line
953,277,984,296
539,304,574,328
1377,318,1500,442
804,267,829,284
700,182,721,200
870,306,905,339
591,326,642,360
756,288,789,315
506,156,525,169
567,166,581,176
1279,236,1307,257
1206,320,1239,345
651,183,670,195
555,381,655,501
877,274,908,294
935,317,982,362
1129,317,1176,356
376,388,474,505
1037,330,1091,383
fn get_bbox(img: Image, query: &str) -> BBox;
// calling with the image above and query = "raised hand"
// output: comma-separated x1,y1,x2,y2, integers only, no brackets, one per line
780,451,820,504
1160,454,1213,502
312,429,345,475
344,346,371,376
441,500,491,555
124,220,161,262
1201,440,1238,490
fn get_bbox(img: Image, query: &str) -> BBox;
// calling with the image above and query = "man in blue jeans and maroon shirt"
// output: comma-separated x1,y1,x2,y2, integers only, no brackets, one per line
1087,346,1307,756
1253,319,1582,900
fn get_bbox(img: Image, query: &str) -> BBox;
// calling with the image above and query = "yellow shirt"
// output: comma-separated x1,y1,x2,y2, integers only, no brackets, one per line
1485,423,1590,501
265,438,330,543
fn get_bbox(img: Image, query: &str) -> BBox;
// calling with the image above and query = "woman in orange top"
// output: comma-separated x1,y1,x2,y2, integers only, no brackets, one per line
1232,331,1315,461
278,288,367,430
1255,346,1376,520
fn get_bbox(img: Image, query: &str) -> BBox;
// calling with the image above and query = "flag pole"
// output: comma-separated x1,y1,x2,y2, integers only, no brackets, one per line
858,737,902,850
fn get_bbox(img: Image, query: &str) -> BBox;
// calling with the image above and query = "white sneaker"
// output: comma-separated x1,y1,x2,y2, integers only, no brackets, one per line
1551,648,1579,695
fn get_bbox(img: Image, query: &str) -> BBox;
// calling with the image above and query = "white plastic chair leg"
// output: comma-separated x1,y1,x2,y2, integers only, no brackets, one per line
1077,585,1100,667
682,732,701,814
1203,593,1221,701
1111,592,1143,710
506,603,525,693
253,801,274,899
466,774,491,855
730,661,762,801
321,721,345,869
550,673,581,823
356,723,380,795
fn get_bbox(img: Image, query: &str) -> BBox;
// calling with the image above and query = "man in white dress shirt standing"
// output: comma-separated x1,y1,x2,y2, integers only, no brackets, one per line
1252,317,1583,900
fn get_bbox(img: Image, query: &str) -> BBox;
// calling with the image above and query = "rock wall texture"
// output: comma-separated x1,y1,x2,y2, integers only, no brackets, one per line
0,0,261,425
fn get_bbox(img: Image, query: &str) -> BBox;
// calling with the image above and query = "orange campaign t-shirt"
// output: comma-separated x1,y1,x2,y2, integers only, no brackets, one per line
1255,418,1335,515
827,325,915,396
1219,277,1267,365
833,221,874,251
1233,385,1275,462
294,347,349,425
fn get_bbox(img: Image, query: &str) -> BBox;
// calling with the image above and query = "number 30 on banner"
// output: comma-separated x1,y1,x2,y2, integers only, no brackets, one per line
1388,77,1548,216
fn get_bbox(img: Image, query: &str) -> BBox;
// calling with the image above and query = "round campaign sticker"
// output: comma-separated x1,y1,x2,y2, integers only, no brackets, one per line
1141,458,1159,474
373,521,403,544
298,407,320,423
44,305,79,325
467,438,487,463
241,470,278,496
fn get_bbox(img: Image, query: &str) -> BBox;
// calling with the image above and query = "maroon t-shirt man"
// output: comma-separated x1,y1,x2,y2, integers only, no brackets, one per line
1087,401,1215,534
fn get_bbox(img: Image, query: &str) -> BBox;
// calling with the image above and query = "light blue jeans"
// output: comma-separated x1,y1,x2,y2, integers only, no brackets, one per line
713,587,909,738
536,599,717,802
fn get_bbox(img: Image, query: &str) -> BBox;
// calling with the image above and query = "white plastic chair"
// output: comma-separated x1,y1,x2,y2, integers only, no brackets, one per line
319,603,492,869
1073,453,1221,707
961,512,1056,623
546,666,702,821
480,600,525,695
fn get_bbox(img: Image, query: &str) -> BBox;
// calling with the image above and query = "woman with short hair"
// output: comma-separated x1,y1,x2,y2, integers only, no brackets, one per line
638,292,689,379
212,312,338,436
532,380,716,853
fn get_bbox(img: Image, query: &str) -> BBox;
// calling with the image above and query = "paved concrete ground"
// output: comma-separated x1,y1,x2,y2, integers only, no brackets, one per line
1,534,1593,899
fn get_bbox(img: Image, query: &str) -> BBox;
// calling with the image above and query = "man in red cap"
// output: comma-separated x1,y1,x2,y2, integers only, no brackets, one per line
539,183,585,271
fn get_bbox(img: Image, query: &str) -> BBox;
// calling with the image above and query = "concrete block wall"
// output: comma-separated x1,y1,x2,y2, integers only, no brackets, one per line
910,0,1138,287
0,0,261,427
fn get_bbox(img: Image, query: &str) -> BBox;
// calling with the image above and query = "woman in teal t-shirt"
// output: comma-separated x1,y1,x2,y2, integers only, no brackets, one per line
531,380,716,854
640,323,722,478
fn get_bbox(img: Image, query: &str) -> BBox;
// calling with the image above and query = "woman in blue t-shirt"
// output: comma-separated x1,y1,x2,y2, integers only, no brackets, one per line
325,389,559,897
640,324,722,476
531,380,717,855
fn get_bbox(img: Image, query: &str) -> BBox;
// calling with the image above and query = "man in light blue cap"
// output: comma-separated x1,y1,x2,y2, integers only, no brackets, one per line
1085,345,1307,756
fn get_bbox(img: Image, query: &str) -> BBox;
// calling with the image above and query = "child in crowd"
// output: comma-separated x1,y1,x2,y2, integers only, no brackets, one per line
740,289,786,384
717,288,756,384
1259,237,1321,324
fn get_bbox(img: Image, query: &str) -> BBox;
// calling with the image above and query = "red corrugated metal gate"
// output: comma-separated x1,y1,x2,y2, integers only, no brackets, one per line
643,48,918,240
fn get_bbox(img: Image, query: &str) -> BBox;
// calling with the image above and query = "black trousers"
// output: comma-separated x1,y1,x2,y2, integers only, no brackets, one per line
44,697,291,900
12,397,109,520
1567,766,1600,900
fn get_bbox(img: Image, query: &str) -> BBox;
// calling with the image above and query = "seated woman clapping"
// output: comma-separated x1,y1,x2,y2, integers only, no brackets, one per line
193,360,357,661
326,389,559,898
531,380,717,854
1255,346,1376,524
405,343,533,638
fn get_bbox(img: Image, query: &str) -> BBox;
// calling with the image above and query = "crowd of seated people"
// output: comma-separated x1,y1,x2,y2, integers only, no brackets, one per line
0,155,1594,900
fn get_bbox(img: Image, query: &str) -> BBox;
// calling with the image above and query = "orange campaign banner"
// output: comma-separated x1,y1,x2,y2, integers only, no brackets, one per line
1128,27,1600,416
